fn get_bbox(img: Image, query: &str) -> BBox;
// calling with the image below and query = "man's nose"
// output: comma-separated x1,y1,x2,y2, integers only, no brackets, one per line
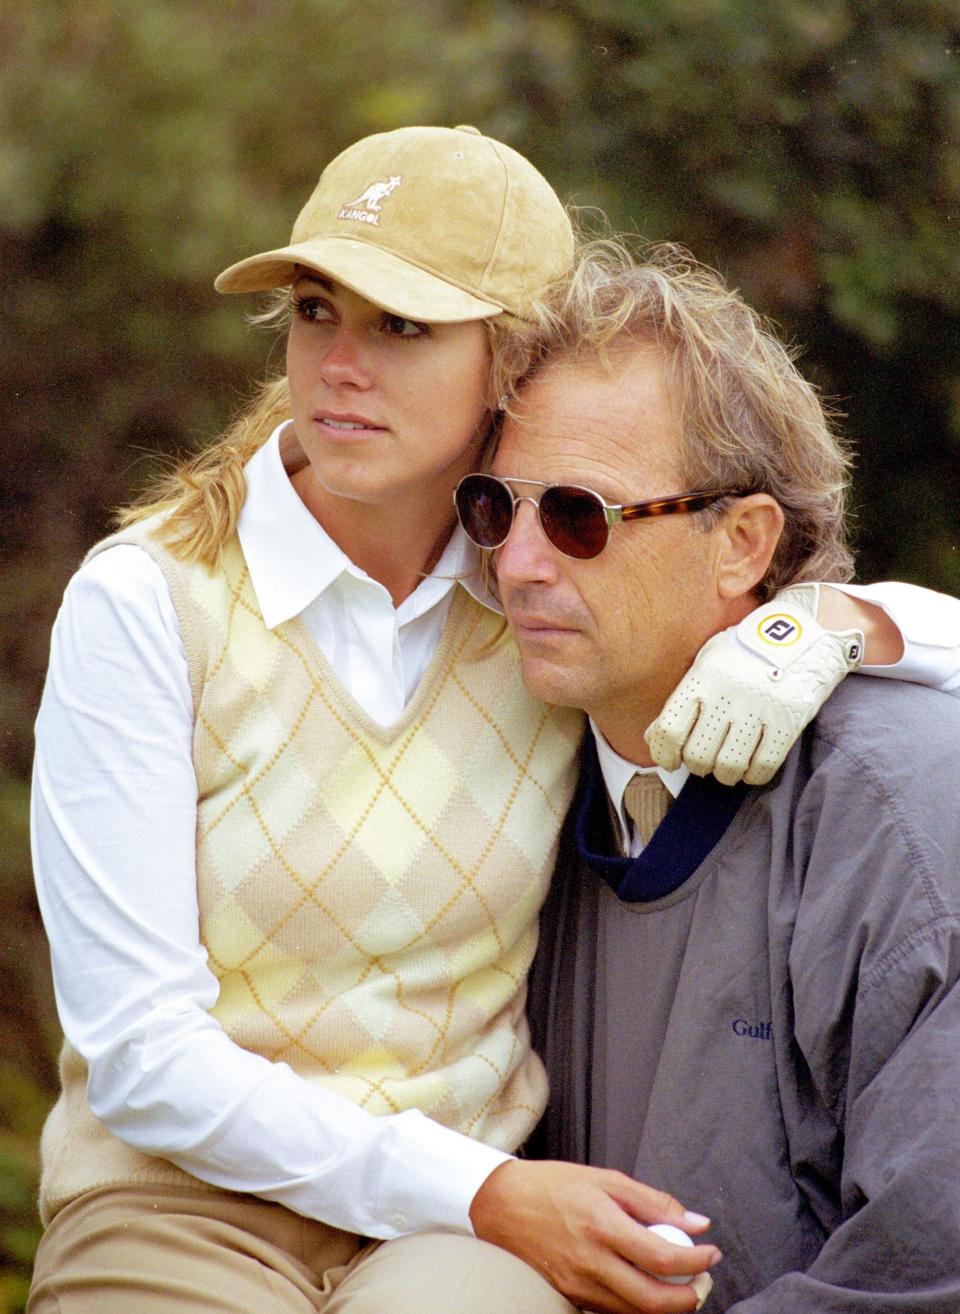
494,500,559,586
319,327,374,389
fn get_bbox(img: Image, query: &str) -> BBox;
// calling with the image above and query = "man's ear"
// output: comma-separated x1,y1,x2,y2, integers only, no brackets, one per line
715,494,784,599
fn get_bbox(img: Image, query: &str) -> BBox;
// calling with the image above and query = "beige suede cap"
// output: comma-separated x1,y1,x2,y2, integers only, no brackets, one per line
214,125,573,322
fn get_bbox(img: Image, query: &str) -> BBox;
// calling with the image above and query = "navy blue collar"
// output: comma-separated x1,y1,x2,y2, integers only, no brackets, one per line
576,734,748,902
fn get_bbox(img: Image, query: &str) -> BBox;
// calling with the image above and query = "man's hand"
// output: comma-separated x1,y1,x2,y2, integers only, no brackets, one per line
646,583,864,786
469,1159,720,1314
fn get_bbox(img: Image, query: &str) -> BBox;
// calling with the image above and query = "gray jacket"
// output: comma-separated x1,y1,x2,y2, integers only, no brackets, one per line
530,679,960,1312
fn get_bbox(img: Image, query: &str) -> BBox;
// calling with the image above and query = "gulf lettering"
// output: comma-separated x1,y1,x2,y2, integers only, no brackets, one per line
732,1018,772,1040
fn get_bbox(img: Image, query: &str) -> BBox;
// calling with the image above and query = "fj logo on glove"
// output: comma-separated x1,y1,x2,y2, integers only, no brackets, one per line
757,614,802,646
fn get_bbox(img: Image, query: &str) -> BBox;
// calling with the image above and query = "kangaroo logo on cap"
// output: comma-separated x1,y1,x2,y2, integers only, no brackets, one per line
338,176,402,227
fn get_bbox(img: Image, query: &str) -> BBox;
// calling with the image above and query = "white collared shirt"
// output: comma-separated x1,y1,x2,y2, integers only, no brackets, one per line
31,425,507,1241
591,723,688,857
238,426,484,724
31,423,960,1239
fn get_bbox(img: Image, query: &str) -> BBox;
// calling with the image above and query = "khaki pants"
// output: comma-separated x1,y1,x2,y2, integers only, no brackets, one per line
28,1185,577,1314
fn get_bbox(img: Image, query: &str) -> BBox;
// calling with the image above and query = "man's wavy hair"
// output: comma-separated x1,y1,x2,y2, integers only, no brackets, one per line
494,241,855,599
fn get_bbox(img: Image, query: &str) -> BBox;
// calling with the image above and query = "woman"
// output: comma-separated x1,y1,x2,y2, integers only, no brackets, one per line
29,125,960,1314
29,122,718,1314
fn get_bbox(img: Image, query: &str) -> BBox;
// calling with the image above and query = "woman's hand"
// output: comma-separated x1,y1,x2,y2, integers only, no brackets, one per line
469,1159,720,1313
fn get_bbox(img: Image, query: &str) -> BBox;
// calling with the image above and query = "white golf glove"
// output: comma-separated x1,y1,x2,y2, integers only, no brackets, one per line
646,584,864,786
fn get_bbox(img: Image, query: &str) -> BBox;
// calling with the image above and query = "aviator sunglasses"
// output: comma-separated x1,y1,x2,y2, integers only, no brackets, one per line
454,473,743,561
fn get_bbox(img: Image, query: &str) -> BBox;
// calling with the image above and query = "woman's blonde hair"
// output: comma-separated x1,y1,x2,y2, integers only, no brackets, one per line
116,296,536,566
498,240,854,598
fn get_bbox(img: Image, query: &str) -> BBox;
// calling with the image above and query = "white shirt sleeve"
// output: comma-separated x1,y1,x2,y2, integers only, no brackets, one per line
31,545,508,1239
833,581,960,693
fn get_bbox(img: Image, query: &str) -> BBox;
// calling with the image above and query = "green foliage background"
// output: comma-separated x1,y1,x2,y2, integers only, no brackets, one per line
2,1,958,1305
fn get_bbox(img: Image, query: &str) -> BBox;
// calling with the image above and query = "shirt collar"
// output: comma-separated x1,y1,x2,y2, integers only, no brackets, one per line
455,546,503,614
396,521,478,623
237,424,351,629
590,718,689,852
237,423,502,629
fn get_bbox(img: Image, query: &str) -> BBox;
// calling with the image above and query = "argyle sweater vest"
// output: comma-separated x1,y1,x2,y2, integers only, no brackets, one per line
38,522,583,1223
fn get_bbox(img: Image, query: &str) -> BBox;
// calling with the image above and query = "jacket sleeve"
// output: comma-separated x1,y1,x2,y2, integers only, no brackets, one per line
728,698,960,1313
730,935,960,1311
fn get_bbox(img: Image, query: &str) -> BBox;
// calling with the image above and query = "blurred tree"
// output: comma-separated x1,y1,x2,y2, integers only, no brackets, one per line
429,0,960,586
2,0,959,1306
1,0,455,780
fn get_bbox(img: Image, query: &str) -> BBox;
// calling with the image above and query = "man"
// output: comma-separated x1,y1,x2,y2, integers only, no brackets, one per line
464,243,960,1310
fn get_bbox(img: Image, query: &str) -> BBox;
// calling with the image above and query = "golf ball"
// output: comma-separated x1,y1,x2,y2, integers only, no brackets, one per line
648,1223,694,1284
